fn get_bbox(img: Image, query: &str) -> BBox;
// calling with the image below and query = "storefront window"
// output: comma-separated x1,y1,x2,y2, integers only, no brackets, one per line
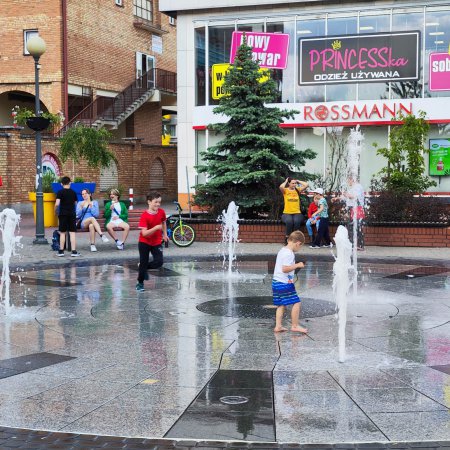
195,27,206,106
267,21,292,102
358,11,391,100
391,10,423,99
327,14,357,36
326,14,357,101
296,128,325,177
237,22,264,32
424,8,450,98
209,26,235,105
296,17,325,102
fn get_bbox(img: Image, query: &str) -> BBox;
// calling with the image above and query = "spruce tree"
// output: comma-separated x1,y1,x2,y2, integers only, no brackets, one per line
194,38,316,218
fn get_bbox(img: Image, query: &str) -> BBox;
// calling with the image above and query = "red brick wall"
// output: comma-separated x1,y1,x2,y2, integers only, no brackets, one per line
187,222,450,247
67,0,177,92
0,0,64,114
133,102,163,145
0,128,177,208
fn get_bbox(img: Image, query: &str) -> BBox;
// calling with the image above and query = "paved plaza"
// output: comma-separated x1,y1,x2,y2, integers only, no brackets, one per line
0,213,449,448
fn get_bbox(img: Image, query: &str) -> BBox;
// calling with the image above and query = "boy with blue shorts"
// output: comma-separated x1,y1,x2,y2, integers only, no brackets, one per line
272,230,308,333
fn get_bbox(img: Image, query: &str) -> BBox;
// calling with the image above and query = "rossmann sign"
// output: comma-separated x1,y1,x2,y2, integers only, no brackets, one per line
299,31,420,85
192,98,450,129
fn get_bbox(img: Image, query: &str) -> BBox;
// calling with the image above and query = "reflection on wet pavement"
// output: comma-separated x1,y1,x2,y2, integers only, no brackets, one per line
0,259,448,443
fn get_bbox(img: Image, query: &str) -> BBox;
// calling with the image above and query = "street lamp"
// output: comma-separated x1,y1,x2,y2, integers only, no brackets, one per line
27,35,48,244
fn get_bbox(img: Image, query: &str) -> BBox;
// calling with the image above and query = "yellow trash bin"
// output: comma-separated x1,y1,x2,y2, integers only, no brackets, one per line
28,192,58,227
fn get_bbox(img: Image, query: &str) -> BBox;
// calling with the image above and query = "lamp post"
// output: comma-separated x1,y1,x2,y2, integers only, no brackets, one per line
27,35,48,244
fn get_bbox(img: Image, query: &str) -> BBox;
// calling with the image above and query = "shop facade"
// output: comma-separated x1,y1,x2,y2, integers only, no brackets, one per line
160,0,450,208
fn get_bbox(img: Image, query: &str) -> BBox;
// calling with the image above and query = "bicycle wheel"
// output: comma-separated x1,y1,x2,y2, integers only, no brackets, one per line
172,224,195,247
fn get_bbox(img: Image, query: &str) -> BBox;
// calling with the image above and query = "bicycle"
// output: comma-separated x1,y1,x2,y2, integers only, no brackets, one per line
166,201,196,247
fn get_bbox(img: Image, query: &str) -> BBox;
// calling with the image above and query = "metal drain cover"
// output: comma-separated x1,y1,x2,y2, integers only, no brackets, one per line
219,395,249,405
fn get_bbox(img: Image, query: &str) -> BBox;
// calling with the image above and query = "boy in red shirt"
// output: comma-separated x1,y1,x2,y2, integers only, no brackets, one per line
136,192,168,291
305,197,319,241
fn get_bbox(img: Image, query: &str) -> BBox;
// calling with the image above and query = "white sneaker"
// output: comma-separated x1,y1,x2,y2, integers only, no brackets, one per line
101,234,109,243
117,243,124,250
328,243,334,248
90,244,97,252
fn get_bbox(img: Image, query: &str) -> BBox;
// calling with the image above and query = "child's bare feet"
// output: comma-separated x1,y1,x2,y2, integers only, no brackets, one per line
274,326,288,333
291,325,308,333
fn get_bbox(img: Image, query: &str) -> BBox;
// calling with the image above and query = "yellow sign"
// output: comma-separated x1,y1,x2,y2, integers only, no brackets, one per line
211,64,270,100
212,64,231,99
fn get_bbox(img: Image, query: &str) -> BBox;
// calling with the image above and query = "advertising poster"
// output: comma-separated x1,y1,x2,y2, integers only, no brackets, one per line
429,53,450,91
429,139,450,176
230,31,290,70
299,31,420,85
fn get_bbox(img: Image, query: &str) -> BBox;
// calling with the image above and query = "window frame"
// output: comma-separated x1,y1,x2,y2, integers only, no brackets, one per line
23,29,39,56
133,0,152,22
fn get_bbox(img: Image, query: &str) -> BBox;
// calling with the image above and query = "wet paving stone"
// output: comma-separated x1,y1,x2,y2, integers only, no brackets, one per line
0,259,449,446
430,365,450,376
0,353,75,378
384,266,449,279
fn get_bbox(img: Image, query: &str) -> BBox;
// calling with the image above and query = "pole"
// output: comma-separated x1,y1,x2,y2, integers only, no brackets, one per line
33,55,47,244
185,166,192,218
128,188,134,210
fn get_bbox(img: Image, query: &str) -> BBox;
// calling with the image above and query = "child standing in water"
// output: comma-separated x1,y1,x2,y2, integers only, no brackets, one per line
272,230,308,333
136,192,168,292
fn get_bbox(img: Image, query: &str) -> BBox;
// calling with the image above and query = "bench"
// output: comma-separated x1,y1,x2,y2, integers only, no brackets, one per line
77,209,144,232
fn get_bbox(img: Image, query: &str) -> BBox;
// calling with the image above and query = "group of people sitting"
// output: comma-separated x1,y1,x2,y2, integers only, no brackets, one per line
279,176,364,250
76,188,130,252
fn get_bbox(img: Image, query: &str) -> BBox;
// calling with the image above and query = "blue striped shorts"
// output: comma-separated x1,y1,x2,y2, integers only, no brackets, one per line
272,280,300,306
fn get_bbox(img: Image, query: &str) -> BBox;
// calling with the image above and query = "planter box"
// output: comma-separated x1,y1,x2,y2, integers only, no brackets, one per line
182,219,450,247
52,182,96,202
28,192,58,227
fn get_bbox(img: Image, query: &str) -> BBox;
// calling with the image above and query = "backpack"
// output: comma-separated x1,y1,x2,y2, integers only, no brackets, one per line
51,230,60,251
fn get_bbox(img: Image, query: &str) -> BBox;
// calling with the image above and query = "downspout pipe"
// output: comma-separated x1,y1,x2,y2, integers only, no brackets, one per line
62,0,68,121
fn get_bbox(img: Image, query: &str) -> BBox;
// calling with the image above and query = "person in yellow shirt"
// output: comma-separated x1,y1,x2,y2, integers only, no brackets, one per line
279,177,309,243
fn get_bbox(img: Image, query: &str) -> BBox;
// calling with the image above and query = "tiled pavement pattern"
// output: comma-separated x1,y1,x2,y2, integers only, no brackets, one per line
1,219,450,448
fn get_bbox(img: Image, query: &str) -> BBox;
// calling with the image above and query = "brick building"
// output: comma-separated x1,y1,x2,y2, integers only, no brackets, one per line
0,0,178,210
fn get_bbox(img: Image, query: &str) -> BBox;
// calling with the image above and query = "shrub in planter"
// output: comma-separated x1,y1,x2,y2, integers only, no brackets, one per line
366,187,449,223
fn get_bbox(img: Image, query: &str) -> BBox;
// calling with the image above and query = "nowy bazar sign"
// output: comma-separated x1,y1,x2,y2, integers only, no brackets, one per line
299,31,420,85
230,31,289,69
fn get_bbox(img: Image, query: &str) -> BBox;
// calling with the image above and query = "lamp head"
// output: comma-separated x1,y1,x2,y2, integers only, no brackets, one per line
27,36,46,57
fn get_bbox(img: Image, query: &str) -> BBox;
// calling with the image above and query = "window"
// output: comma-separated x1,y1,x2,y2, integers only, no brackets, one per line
133,0,152,22
195,27,206,106
23,30,39,55
169,16,176,26
115,0,123,6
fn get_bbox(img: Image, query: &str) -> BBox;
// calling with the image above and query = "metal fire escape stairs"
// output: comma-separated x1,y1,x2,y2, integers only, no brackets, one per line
60,68,176,134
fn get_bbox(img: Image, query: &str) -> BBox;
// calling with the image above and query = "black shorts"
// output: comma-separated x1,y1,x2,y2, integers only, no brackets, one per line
59,214,76,232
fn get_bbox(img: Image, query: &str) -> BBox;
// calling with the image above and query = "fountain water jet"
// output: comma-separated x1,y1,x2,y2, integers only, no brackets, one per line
0,209,21,314
342,126,365,296
220,201,239,275
333,225,353,363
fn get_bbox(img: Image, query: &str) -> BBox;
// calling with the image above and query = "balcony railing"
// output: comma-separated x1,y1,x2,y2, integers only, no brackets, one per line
57,68,176,135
